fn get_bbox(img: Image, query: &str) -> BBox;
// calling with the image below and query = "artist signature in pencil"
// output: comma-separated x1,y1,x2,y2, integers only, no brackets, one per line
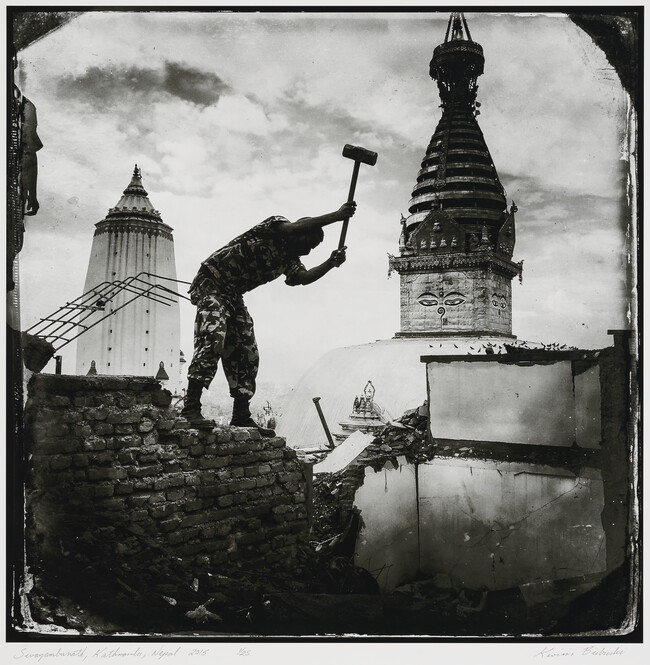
534,646,624,658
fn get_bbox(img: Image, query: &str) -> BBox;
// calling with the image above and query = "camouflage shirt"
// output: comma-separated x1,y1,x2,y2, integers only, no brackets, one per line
196,216,305,297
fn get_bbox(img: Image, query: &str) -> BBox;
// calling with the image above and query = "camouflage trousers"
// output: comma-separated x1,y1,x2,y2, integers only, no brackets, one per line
187,275,258,400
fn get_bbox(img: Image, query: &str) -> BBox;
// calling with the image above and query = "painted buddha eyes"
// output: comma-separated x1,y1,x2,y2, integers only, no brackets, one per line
492,294,507,309
417,292,466,307
443,292,466,306
418,293,438,307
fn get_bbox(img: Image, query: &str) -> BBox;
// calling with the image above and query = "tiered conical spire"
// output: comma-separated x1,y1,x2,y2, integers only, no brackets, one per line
389,13,522,339
77,164,181,390
407,12,509,251
105,164,163,223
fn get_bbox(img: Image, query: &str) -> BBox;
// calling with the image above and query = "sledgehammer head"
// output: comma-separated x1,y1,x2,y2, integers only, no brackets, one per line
342,144,378,166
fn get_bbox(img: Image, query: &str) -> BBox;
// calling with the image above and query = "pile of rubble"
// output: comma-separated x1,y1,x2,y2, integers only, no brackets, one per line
310,402,430,541
26,524,381,635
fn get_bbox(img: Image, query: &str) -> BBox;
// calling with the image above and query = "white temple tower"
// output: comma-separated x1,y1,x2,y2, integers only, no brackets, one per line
76,166,182,393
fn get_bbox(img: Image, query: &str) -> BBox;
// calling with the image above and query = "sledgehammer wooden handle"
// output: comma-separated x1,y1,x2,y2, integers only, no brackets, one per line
338,144,377,251
338,161,360,250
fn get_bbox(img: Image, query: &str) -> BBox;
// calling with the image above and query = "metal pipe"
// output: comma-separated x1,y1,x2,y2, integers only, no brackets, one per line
312,397,335,449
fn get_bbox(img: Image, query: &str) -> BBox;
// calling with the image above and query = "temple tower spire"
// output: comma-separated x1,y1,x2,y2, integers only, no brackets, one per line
75,166,182,392
389,13,522,338
431,12,484,109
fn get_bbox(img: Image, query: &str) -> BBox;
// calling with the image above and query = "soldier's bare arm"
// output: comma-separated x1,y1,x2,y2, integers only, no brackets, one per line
277,202,356,236
290,247,347,285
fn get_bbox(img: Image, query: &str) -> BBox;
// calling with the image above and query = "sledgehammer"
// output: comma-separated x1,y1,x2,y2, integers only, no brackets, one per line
338,144,378,250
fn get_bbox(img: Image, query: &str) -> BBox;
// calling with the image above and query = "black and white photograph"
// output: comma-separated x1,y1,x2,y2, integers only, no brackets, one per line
6,3,642,655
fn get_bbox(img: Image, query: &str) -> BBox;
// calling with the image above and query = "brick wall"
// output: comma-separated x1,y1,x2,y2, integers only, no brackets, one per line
24,374,310,589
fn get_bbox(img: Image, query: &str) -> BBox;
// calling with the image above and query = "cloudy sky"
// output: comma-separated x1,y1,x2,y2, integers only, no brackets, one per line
15,9,632,387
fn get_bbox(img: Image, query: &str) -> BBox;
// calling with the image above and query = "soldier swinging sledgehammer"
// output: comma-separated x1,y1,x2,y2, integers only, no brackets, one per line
182,144,377,436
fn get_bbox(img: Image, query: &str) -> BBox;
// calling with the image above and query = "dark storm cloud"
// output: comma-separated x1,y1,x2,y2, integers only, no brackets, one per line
57,61,230,107
162,62,229,105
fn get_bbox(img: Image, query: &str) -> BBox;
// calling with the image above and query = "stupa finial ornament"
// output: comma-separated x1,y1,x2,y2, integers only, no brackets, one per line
121,164,150,200
430,12,484,108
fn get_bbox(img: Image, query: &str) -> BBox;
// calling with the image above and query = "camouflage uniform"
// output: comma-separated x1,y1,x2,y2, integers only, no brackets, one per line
187,216,305,400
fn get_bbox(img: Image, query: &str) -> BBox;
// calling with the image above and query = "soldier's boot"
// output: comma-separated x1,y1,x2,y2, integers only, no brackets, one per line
230,395,275,437
180,379,214,429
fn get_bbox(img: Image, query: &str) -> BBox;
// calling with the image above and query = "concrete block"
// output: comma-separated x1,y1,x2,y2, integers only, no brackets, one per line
147,491,167,505
199,457,230,470
231,452,262,466
106,411,141,424
111,434,141,449
128,494,152,508
259,450,284,462
167,530,187,545
159,517,181,533
72,454,89,468
88,451,114,466
117,394,137,408
93,483,115,498
47,395,72,407
196,484,227,499
117,450,137,464
210,552,228,565
226,479,256,493
200,432,217,445
74,424,94,438
242,504,271,518
149,503,178,519
97,496,127,512
61,410,84,423
184,498,204,512
93,423,114,436
138,452,161,463
49,455,72,471
236,531,265,546
215,429,232,443
232,492,248,506
128,464,163,478
151,390,172,407
88,467,127,481
181,459,199,471
86,407,109,421
142,432,159,447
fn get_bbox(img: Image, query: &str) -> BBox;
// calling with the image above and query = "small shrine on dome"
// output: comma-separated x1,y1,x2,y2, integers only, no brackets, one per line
334,380,387,443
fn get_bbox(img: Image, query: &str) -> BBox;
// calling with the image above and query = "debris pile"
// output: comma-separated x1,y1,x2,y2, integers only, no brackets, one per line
311,402,431,541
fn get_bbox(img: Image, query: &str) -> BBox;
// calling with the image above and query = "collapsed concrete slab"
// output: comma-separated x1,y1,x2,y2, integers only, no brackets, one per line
313,430,375,474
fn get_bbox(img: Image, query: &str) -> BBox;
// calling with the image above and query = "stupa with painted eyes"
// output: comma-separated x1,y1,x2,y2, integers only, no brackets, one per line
278,13,528,449
389,12,522,338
